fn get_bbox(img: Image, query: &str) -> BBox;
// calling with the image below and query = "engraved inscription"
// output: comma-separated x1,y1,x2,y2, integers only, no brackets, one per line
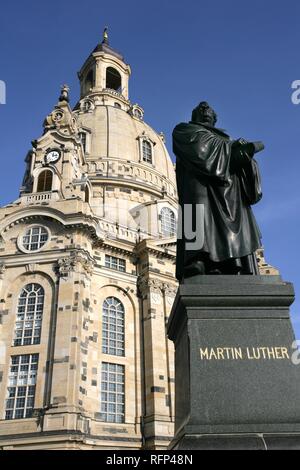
199,346,290,361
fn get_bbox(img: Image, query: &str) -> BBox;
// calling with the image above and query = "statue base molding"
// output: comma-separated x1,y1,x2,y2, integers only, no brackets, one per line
167,275,300,450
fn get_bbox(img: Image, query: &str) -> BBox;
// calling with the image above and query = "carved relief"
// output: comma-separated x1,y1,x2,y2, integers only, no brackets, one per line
25,264,38,273
57,257,77,277
43,90,79,135
57,251,95,278
162,282,177,307
80,99,95,112
137,276,164,297
162,283,177,297
52,110,64,122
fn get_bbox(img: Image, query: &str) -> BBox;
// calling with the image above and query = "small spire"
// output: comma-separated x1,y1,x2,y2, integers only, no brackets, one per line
102,27,109,44
59,84,70,103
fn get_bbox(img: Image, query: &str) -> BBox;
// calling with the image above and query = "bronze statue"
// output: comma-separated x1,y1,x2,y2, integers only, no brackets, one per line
173,101,264,280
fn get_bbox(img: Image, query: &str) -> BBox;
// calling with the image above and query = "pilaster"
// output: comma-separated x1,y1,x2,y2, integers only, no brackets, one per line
138,276,175,449
43,251,94,432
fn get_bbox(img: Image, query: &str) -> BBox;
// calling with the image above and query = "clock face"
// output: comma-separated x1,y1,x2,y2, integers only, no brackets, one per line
45,149,60,163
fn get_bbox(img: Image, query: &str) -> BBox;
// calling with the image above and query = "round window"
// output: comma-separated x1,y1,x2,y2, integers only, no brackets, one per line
21,226,49,252
134,108,142,119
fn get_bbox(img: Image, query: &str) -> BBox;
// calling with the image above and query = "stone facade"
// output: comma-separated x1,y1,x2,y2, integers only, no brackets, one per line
0,33,277,450
0,34,177,450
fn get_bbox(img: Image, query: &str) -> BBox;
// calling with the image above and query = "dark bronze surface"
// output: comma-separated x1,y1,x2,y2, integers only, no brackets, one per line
173,101,264,279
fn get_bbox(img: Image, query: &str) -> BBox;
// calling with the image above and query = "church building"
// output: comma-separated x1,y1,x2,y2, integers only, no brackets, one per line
0,31,277,450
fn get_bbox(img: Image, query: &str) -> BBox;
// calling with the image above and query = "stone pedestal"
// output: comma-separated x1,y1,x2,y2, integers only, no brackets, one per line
167,275,300,450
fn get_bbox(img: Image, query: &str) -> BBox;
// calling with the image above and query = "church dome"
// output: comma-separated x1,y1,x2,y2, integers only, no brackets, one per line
76,104,176,196
74,33,177,238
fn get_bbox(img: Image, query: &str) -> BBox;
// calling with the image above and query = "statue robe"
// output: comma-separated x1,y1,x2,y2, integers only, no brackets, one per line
173,121,262,280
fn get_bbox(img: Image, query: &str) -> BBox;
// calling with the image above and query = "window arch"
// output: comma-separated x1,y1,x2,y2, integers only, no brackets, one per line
161,207,176,237
102,297,125,356
142,140,152,164
37,170,52,192
14,284,44,346
106,67,121,92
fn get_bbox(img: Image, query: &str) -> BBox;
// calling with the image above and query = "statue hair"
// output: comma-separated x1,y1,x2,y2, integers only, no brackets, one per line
191,102,218,125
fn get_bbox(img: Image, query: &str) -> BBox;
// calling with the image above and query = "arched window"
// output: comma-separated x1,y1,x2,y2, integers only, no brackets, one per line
102,297,125,356
85,69,94,93
114,102,121,109
37,170,52,192
84,186,90,203
161,207,176,237
142,140,152,164
134,108,142,119
79,132,87,153
106,67,121,92
14,284,44,346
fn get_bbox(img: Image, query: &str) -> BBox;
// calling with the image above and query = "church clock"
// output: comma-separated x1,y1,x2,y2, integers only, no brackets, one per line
45,148,61,164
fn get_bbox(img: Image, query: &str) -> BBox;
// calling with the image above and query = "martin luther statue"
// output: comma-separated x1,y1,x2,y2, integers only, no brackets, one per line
173,101,264,280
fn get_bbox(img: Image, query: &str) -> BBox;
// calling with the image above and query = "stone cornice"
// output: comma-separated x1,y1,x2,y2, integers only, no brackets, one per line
135,239,176,260
94,237,176,262
0,207,103,241
88,175,177,203
86,155,178,191
93,239,137,259
0,248,95,272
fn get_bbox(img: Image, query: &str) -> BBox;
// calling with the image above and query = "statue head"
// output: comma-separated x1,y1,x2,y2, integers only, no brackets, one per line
191,101,217,127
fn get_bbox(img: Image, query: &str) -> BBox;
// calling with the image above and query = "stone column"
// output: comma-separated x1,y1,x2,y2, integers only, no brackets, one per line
95,58,105,90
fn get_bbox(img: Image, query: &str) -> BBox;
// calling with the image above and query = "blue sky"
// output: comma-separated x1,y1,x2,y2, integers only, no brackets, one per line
0,0,300,335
